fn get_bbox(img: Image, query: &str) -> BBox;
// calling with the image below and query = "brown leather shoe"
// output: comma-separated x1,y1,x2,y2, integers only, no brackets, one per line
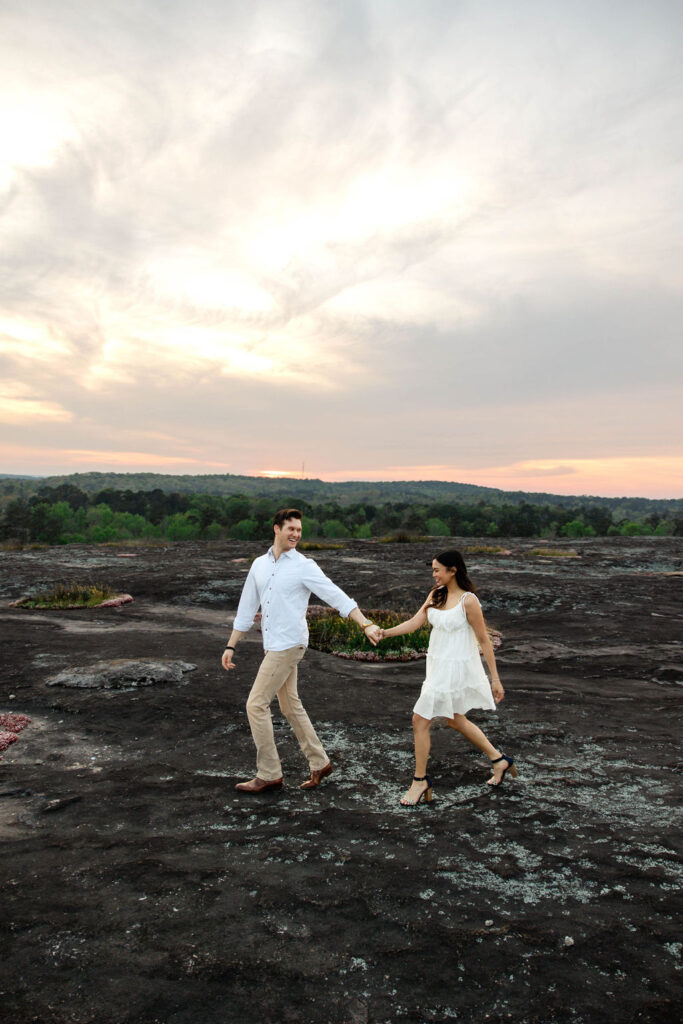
300,762,333,790
235,776,283,793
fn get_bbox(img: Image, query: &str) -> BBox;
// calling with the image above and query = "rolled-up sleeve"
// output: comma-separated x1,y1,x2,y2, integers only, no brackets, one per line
302,559,357,618
232,566,261,632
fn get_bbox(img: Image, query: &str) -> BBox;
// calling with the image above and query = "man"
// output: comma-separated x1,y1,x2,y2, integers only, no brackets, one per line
222,508,381,793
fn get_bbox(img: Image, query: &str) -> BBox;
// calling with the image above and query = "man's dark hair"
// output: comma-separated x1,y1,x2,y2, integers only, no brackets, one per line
273,507,303,528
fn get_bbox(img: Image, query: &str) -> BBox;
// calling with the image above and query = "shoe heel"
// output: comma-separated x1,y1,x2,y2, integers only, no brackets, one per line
509,765,519,778
423,787,434,802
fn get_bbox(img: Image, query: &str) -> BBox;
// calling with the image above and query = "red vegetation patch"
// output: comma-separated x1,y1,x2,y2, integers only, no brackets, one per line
0,732,18,753
0,712,31,733
0,712,31,760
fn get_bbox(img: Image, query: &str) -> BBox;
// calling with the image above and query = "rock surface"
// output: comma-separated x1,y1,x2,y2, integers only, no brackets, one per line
46,658,196,689
0,536,681,1024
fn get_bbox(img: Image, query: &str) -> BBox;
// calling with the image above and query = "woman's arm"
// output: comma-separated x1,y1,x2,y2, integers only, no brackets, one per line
465,595,504,703
381,600,430,639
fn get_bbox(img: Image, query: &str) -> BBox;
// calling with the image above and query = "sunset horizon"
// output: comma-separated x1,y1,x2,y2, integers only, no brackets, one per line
2,455,681,501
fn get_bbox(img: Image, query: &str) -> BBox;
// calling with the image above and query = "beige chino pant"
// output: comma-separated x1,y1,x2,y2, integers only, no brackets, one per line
245,646,329,781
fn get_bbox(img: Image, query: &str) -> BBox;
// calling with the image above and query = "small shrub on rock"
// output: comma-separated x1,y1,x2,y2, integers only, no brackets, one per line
306,606,502,662
300,541,346,551
12,582,116,609
307,606,430,661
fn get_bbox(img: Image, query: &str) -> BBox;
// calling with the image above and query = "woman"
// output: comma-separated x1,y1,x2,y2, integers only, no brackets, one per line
379,549,518,806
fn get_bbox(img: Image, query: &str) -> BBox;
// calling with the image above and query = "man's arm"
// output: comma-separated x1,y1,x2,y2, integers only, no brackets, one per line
347,605,381,646
221,628,246,671
303,560,381,645
221,564,261,672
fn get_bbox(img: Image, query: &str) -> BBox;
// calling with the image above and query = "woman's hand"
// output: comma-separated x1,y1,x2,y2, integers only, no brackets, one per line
365,624,382,646
491,678,504,703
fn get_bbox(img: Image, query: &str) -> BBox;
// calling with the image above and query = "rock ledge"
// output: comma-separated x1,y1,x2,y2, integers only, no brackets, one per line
45,658,196,689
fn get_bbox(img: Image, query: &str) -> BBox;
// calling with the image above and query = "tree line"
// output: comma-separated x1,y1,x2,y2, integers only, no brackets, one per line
1,470,679,522
1,484,680,546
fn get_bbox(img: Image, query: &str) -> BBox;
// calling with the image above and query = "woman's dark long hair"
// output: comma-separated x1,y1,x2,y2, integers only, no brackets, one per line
429,549,476,609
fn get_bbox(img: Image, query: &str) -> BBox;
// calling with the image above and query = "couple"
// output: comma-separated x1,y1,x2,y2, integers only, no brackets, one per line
221,508,517,805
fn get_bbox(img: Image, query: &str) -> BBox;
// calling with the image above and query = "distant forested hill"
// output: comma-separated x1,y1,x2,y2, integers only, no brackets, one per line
4,470,680,518
2,471,680,544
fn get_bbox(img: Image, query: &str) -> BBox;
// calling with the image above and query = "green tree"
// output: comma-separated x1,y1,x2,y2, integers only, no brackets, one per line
37,484,88,510
111,511,148,538
253,498,275,525
425,517,449,536
86,503,116,543
619,521,648,536
1,499,30,541
322,519,351,538
584,506,614,535
29,500,73,543
401,507,427,532
225,495,252,525
302,516,321,538
164,511,201,541
231,518,259,540
561,519,596,538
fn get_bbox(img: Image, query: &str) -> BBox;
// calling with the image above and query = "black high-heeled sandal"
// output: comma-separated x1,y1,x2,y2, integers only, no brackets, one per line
400,774,434,806
488,754,519,787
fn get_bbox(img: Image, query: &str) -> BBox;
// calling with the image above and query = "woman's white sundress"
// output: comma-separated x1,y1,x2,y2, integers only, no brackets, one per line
412,592,496,720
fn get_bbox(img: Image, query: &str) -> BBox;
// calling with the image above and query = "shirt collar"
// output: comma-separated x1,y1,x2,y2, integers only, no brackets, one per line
267,545,297,562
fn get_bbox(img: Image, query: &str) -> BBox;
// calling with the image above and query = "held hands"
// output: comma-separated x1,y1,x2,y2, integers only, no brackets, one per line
364,624,382,646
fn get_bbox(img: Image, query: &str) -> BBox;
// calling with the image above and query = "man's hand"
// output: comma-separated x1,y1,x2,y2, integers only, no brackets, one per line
221,649,236,672
365,625,382,647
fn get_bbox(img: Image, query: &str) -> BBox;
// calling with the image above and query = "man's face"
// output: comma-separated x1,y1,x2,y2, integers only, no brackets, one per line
274,518,302,549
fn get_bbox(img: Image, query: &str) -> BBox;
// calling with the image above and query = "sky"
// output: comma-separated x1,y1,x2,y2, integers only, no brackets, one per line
1,0,681,498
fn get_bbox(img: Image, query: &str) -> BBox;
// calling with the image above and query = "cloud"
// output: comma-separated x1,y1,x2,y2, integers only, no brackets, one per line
0,1,681,496
0,382,74,424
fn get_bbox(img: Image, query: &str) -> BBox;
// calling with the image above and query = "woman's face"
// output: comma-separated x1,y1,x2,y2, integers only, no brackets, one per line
432,559,455,587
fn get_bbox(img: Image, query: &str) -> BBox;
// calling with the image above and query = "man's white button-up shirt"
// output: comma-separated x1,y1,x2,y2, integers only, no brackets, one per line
232,547,357,651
